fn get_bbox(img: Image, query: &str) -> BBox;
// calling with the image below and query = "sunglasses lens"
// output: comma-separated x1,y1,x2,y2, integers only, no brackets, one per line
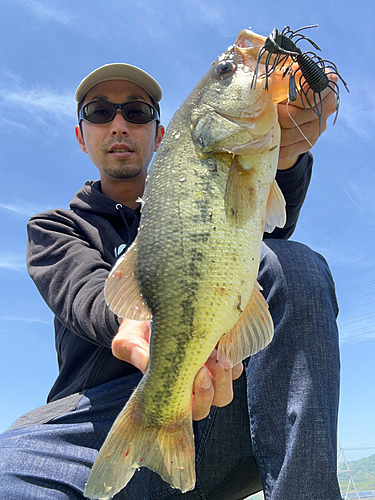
81,101,158,124
123,102,156,124
83,101,115,124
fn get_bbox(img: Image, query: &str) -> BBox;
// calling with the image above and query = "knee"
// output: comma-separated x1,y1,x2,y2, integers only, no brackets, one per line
259,239,338,318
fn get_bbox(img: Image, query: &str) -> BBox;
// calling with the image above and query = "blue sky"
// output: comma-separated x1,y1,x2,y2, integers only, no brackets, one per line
0,0,374,463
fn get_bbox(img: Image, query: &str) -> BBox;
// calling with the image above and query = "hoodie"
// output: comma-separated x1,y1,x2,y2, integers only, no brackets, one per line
26,153,312,403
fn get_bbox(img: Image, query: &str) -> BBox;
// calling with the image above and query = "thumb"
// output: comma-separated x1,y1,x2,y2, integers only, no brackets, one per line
111,319,150,373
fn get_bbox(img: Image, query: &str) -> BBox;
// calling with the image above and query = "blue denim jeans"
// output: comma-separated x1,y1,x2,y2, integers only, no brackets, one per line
0,240,341,499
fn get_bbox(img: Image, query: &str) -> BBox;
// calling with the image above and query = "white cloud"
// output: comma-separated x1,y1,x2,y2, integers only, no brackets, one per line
17,0,73,25
338,78,375,141
0,254,26,272
180,0,224,27
0,316,50,325
0,118,32,132
0,202,49,218
0,88,76,121
0,78,76,133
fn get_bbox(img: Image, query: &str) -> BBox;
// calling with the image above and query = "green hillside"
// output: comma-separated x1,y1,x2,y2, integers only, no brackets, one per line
339,453,375,491
245,454,375,498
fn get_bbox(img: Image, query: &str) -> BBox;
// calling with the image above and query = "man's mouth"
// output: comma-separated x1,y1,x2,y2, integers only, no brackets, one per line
108,144,134,154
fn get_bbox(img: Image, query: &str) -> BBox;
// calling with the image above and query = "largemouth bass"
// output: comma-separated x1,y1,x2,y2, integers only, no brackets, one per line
84,28,290,499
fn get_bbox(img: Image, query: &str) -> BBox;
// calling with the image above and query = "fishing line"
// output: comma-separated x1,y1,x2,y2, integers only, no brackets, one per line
285,98,375,228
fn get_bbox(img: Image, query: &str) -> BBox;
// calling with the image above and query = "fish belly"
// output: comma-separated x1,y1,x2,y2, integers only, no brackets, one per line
137,134,265,423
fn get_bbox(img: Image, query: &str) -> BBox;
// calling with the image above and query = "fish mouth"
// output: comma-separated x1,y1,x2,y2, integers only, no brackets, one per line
234,29,266,70
235,29,266,50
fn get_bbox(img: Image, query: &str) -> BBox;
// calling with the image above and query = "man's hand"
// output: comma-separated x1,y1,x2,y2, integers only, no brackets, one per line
112,318,243,421
112,318,151,374
277,75,339,170
192,349,243,420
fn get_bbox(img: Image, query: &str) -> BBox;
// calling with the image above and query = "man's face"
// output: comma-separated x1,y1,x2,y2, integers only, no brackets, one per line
75,80,163,183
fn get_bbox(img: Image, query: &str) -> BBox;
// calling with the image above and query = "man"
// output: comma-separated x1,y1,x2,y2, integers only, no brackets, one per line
0,63,341,499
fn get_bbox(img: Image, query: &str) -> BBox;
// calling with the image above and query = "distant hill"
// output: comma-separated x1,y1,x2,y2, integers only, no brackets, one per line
246,454,375,499
339,453,375,491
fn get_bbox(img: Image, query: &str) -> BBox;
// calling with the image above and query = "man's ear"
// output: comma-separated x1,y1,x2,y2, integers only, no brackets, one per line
75,124,88,154
154,125,165,152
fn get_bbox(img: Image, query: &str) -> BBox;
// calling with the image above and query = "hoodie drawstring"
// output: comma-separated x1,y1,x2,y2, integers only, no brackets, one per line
115,203,141,248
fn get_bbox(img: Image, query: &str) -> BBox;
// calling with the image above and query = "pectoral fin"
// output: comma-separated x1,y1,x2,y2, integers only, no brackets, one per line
224,156,256,226
105,239,152,320
217,282,274,366
264,179,286,233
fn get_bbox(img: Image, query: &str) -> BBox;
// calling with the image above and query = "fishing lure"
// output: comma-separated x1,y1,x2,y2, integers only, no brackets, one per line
251,25,349,135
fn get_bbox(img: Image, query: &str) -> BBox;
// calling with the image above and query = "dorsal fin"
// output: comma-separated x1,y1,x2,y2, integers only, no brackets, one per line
105,239,152,320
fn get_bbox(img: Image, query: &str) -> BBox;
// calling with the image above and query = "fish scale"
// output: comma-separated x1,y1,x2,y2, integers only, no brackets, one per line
84,28,289,499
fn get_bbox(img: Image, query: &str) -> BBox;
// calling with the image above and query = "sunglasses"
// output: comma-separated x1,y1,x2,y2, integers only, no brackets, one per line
79,100,160,125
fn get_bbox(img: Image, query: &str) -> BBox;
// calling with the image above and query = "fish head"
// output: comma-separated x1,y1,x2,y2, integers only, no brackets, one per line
189,28,290,157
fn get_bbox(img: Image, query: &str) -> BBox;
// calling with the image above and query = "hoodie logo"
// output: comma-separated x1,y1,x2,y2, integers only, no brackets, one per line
114,244,126,258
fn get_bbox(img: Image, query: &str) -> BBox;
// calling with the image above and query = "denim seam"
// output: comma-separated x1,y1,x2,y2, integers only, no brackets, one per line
195,407,218,466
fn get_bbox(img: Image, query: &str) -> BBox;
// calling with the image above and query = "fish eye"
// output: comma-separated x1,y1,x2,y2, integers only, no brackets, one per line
216,60,236,79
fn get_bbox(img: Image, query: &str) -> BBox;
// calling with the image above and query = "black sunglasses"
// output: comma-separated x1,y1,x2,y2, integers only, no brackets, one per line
79,100,160,125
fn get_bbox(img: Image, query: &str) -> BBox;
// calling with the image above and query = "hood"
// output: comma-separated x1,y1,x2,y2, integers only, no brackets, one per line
70,180,141,248
70,180,138,216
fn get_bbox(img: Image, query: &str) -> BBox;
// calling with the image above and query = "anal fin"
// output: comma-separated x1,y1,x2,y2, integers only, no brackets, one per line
217,282,274,366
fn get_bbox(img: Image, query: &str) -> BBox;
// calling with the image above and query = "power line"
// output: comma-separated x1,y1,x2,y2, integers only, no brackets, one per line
338,279,375,294
338,312,375,326
333,254,375,272
340,299,375,313
340,330,375,341
339,291,375,305
343,447,375,451
340,324,375,336
335,265,375,281
341,337,375,347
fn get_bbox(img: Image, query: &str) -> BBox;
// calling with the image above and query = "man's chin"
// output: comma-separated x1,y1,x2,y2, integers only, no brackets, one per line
104,165,143,180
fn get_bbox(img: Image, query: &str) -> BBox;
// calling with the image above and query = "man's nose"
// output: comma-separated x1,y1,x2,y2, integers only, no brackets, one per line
110,109,130,136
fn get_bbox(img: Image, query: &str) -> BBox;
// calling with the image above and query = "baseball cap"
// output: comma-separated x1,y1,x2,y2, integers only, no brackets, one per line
75,63,163,108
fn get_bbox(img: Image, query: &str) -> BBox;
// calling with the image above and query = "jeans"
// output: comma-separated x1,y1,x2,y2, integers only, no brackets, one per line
0,240,341,499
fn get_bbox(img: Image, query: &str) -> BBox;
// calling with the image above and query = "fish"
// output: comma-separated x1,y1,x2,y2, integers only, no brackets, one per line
84,27,290,500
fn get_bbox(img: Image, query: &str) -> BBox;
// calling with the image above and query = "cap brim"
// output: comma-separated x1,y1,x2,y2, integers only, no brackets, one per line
75,63,162,104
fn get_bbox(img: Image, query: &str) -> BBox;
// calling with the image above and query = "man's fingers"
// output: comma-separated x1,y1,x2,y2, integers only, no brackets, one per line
112,333,150,372
232,362,244,381
192,349,244,421
278,81,338,130
118,318,151,341
279,120,320,160
208,358,234,408
192,358,234,421
111,319,150,373
279,70,338,109
277,84,338,161
278,102,317,129
192,366,214,421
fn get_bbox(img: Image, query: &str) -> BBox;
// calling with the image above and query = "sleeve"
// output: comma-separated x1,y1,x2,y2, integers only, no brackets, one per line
264,152,313,240
27,211,120,348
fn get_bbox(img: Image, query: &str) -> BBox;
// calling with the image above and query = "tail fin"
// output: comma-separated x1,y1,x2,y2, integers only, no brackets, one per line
83,387,195,499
